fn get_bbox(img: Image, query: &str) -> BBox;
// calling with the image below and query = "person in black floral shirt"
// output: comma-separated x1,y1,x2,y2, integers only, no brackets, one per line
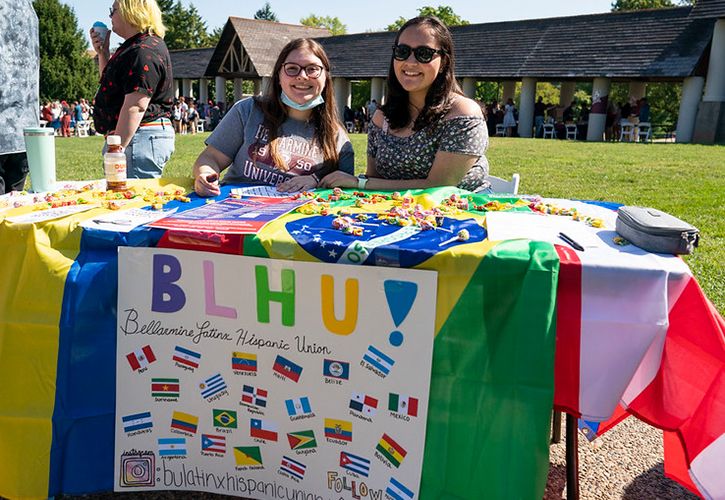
320,16,490,193
90,0,174,178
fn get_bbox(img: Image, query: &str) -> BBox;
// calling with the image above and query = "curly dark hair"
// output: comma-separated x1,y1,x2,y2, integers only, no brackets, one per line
253,38,342,177
380,16,462,132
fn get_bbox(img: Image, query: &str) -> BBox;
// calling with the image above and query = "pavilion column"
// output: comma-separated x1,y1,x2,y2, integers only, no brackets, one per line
233,78,244,103
518,77,536,138
559,81,575,107
199,78,208,104
587,77,611,141
334,78,352,120
628,81,647,100
370,77,385,106
704,19,725,102
502,81,516,103
677,77,705,143
262,77,271,96
462,78,477,99
182,78,193,99
253,79,263,96
215,77,226,105
173,80,180,99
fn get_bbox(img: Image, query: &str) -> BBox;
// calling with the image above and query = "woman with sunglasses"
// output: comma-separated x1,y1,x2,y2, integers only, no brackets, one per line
320,16,489,193
90,0,175,178
193,38,354,197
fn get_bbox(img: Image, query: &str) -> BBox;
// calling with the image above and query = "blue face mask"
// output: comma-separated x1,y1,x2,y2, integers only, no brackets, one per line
281,91,325,111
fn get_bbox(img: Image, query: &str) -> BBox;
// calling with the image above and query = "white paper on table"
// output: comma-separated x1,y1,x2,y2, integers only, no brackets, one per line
80,207,177,233
485,211,604,248
5,204,100,224
230,185,313,198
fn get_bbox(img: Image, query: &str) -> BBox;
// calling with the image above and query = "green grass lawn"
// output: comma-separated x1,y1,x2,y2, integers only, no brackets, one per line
51,132,725,313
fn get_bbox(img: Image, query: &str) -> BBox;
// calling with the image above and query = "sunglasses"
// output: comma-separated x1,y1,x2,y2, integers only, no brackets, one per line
109,6,117,15
282,63,324,79
392,44,444,63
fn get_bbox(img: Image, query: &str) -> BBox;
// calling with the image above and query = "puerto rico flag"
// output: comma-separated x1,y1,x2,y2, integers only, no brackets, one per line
201,434,226,454
126,345,156,371
273,355,303,382
172,345,200,369
250,418,278,441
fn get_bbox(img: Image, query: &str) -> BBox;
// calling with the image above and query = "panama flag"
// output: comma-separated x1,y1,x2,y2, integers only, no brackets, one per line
340,451,370,477
273,355,303,382
389,393,419,417
198,373,226,399
242,385,267,407
122,411,152,433
363,345,394,375
158,438,186,457
250,418,278,441
126,345,156,371
172,345,201,369
280,456,306,480
170,411,198,434
386,477,415,500
285,397,312,417
376,433,407,467
201,434,226,454
232,351,257,372
349,391,378,417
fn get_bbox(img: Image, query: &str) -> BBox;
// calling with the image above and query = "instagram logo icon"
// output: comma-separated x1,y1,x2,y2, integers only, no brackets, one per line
119,451,155,487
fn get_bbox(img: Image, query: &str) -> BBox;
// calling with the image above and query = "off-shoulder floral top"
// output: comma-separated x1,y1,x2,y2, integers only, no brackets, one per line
367,115,490,191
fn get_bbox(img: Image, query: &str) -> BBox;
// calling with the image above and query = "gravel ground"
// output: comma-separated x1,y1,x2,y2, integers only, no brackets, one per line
4,416,700,500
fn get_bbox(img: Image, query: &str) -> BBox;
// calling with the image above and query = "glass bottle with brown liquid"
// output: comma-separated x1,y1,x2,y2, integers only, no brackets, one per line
104,134,127,191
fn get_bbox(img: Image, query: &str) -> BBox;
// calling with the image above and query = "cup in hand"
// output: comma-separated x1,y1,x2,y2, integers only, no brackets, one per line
92,21,109,41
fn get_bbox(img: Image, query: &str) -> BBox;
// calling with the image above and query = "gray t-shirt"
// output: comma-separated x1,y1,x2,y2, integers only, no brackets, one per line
206,97,354,186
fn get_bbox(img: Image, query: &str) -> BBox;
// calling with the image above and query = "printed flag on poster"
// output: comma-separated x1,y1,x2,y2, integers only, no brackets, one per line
198,373,226,399
158,438,186,457
287,430,317,450
151,378,179,398
363,345,394,375
213,409,237,429
285,397,312,417
273,355,303,382
170,411,198,434
201,434,226,454
234,446,263,466
340,451,371,477
350,391,378,417
250,418,278,441
126,345,156,371
232,351,257,372
389,393,419,417
280,456,306,480
172,345,201,369
376,433,407,468
122,412,152,433
241,385,267,407
324,418,353,442
386,477,415,500
323,359,349,380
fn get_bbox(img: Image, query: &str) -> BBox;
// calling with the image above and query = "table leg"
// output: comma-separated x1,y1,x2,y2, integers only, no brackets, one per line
566,413,580,500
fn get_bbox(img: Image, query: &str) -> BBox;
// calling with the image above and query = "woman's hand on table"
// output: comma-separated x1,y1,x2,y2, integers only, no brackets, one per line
194,170,220,197
277,175,318,193
318,171,358,189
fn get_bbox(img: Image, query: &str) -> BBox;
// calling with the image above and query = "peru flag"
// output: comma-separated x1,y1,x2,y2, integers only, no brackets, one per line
126,345,156,371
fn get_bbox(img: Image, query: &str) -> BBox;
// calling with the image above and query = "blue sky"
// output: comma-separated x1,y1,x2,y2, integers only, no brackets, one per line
68,0,614,47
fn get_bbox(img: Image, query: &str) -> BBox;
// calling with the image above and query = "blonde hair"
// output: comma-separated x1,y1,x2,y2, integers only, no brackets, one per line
119,0,166,38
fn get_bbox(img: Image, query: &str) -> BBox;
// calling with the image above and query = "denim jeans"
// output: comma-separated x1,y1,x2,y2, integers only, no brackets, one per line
124,120,175,179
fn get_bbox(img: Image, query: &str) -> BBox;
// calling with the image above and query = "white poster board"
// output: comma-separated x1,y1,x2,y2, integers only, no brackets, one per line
115,247,437,500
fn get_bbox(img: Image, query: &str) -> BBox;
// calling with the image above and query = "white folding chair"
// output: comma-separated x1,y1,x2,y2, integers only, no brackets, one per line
196,120,204,133
620,120,635,142
637,122,652,143
495,124,505,136
565,123,578,140
484,173,520,194
543,123,556,139
75,121,90,137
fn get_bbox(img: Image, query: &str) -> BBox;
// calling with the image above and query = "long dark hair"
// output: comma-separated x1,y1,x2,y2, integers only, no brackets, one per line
254,38,341,176
381,16,462,132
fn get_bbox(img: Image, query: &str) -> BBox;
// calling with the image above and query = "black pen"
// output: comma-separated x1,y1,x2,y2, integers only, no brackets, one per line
559,232,585,251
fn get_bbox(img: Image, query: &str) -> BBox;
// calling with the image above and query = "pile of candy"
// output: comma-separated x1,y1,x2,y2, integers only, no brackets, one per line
18,184,190,211
530,201,606,228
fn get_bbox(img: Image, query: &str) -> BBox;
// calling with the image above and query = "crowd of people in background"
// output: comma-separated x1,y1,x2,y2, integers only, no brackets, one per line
39,99,93,137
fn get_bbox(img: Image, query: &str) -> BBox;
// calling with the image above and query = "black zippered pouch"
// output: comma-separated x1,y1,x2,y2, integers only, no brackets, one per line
616,206,699,255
